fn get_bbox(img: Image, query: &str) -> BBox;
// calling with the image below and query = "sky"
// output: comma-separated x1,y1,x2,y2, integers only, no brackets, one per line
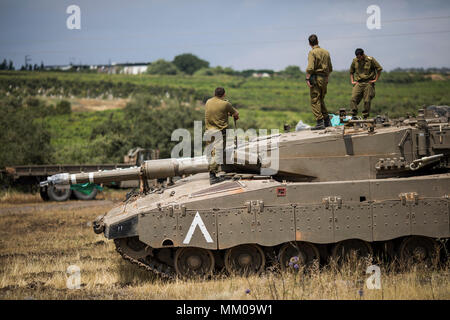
1,0,450,71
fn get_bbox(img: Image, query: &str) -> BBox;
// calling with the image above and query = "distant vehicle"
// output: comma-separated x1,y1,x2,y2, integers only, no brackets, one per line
2,148,158,201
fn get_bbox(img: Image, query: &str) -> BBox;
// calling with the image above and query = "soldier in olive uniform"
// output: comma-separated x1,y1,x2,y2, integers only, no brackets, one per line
205,87,239,184
306,34,333,130
349,48,383,119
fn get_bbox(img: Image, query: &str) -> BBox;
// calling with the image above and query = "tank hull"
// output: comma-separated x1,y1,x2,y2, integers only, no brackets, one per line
46,106,449,277
104,173,449,249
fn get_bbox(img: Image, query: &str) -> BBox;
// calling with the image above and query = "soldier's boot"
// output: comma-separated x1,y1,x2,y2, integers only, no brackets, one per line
209,172,225,185
311,119,325,131
323,115,331,128
351,110,358,120
362,113,369,120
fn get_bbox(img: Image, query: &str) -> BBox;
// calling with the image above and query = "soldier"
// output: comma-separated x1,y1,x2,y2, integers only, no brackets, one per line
306,34,333,130
205,87,239,184
349,48,383,119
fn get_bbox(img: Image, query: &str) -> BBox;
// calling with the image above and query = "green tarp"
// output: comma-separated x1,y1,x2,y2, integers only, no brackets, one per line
70,183,103,195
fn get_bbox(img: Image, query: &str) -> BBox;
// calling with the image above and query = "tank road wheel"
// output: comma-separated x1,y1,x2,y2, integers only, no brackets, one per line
278,242,320,271
73,188,98,200
174,247,215,279
332,239,373,264
47,186,71,202
399,236,438,266
224,244,265,276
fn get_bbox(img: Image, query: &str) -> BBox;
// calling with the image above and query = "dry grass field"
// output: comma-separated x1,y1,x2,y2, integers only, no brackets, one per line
0,190,449,300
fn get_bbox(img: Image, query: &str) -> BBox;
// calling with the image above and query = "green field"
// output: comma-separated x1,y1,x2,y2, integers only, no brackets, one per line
1,70,449,166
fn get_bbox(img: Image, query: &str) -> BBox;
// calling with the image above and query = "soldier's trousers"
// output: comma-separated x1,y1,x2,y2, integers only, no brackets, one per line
309,77,329,121
206,129,226,174
350,82,375,118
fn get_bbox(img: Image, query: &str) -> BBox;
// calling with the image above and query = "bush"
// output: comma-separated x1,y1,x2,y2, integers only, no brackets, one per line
146,59,180,75
55,100,71,115
193,68,215,76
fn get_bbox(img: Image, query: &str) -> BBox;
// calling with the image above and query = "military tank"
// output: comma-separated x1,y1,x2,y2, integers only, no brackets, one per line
41,107,450,278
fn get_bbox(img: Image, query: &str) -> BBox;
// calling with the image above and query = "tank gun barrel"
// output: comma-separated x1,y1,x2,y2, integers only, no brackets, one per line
40,156,209,187
141,156,209,179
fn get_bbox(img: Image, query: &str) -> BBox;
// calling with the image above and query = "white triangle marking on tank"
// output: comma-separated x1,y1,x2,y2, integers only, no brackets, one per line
183,212,213,244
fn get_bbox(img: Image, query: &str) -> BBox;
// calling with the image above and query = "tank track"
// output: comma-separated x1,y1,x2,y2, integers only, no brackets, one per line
114,239,176,280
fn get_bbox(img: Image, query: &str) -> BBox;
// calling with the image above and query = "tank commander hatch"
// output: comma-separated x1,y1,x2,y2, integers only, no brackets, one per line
205,87,239,185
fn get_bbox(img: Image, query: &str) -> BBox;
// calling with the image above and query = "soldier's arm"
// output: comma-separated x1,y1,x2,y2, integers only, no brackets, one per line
326,56,333,83
305,52,314,88
228,103,239,120
370,58,383,83
328,55,333,74
306,51,315,75
350,61,356,84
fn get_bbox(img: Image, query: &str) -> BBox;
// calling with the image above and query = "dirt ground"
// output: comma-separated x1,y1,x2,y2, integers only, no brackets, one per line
0,191,449,300
41,97,129,112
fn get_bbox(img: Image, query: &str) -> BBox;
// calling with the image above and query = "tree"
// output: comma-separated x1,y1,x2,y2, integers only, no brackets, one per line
146,59,179,75
0,97,53,167
0,59,6,70
172,53,209,75
281,65,303,78
8,60,14,70
223,67,235,75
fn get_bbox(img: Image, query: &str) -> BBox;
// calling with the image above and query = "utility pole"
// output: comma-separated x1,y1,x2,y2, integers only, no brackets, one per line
25,55,31,68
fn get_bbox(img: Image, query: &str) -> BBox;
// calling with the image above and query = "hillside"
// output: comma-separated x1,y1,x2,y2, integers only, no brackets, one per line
1,70,449,166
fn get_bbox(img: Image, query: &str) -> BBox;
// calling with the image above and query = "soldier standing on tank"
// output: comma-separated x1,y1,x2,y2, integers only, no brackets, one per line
205,87,239,185
349,48,383,119
305,34,333,130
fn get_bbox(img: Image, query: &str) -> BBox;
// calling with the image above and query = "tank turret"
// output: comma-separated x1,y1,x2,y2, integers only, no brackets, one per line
42,106,450,278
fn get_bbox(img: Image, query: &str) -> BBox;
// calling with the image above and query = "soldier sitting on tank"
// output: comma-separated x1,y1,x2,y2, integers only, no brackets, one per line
204,87,239,185
349,48,383,119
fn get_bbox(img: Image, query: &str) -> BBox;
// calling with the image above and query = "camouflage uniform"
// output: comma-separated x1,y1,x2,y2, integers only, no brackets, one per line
205,96,237,173
306,45,333,121
349,55,383,118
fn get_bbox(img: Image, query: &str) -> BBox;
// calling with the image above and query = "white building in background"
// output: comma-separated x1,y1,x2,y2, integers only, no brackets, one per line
252,72,271,78
121,64,148,75
43,62,150,74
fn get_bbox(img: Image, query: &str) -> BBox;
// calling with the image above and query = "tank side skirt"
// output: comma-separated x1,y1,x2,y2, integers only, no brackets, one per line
134,176,449,250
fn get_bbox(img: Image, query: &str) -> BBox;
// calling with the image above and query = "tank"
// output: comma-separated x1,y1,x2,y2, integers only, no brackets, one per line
41,106,450,278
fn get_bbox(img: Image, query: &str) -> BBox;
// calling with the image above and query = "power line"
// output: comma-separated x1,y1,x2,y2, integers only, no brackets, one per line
1,15,449,46
2,29,450,55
